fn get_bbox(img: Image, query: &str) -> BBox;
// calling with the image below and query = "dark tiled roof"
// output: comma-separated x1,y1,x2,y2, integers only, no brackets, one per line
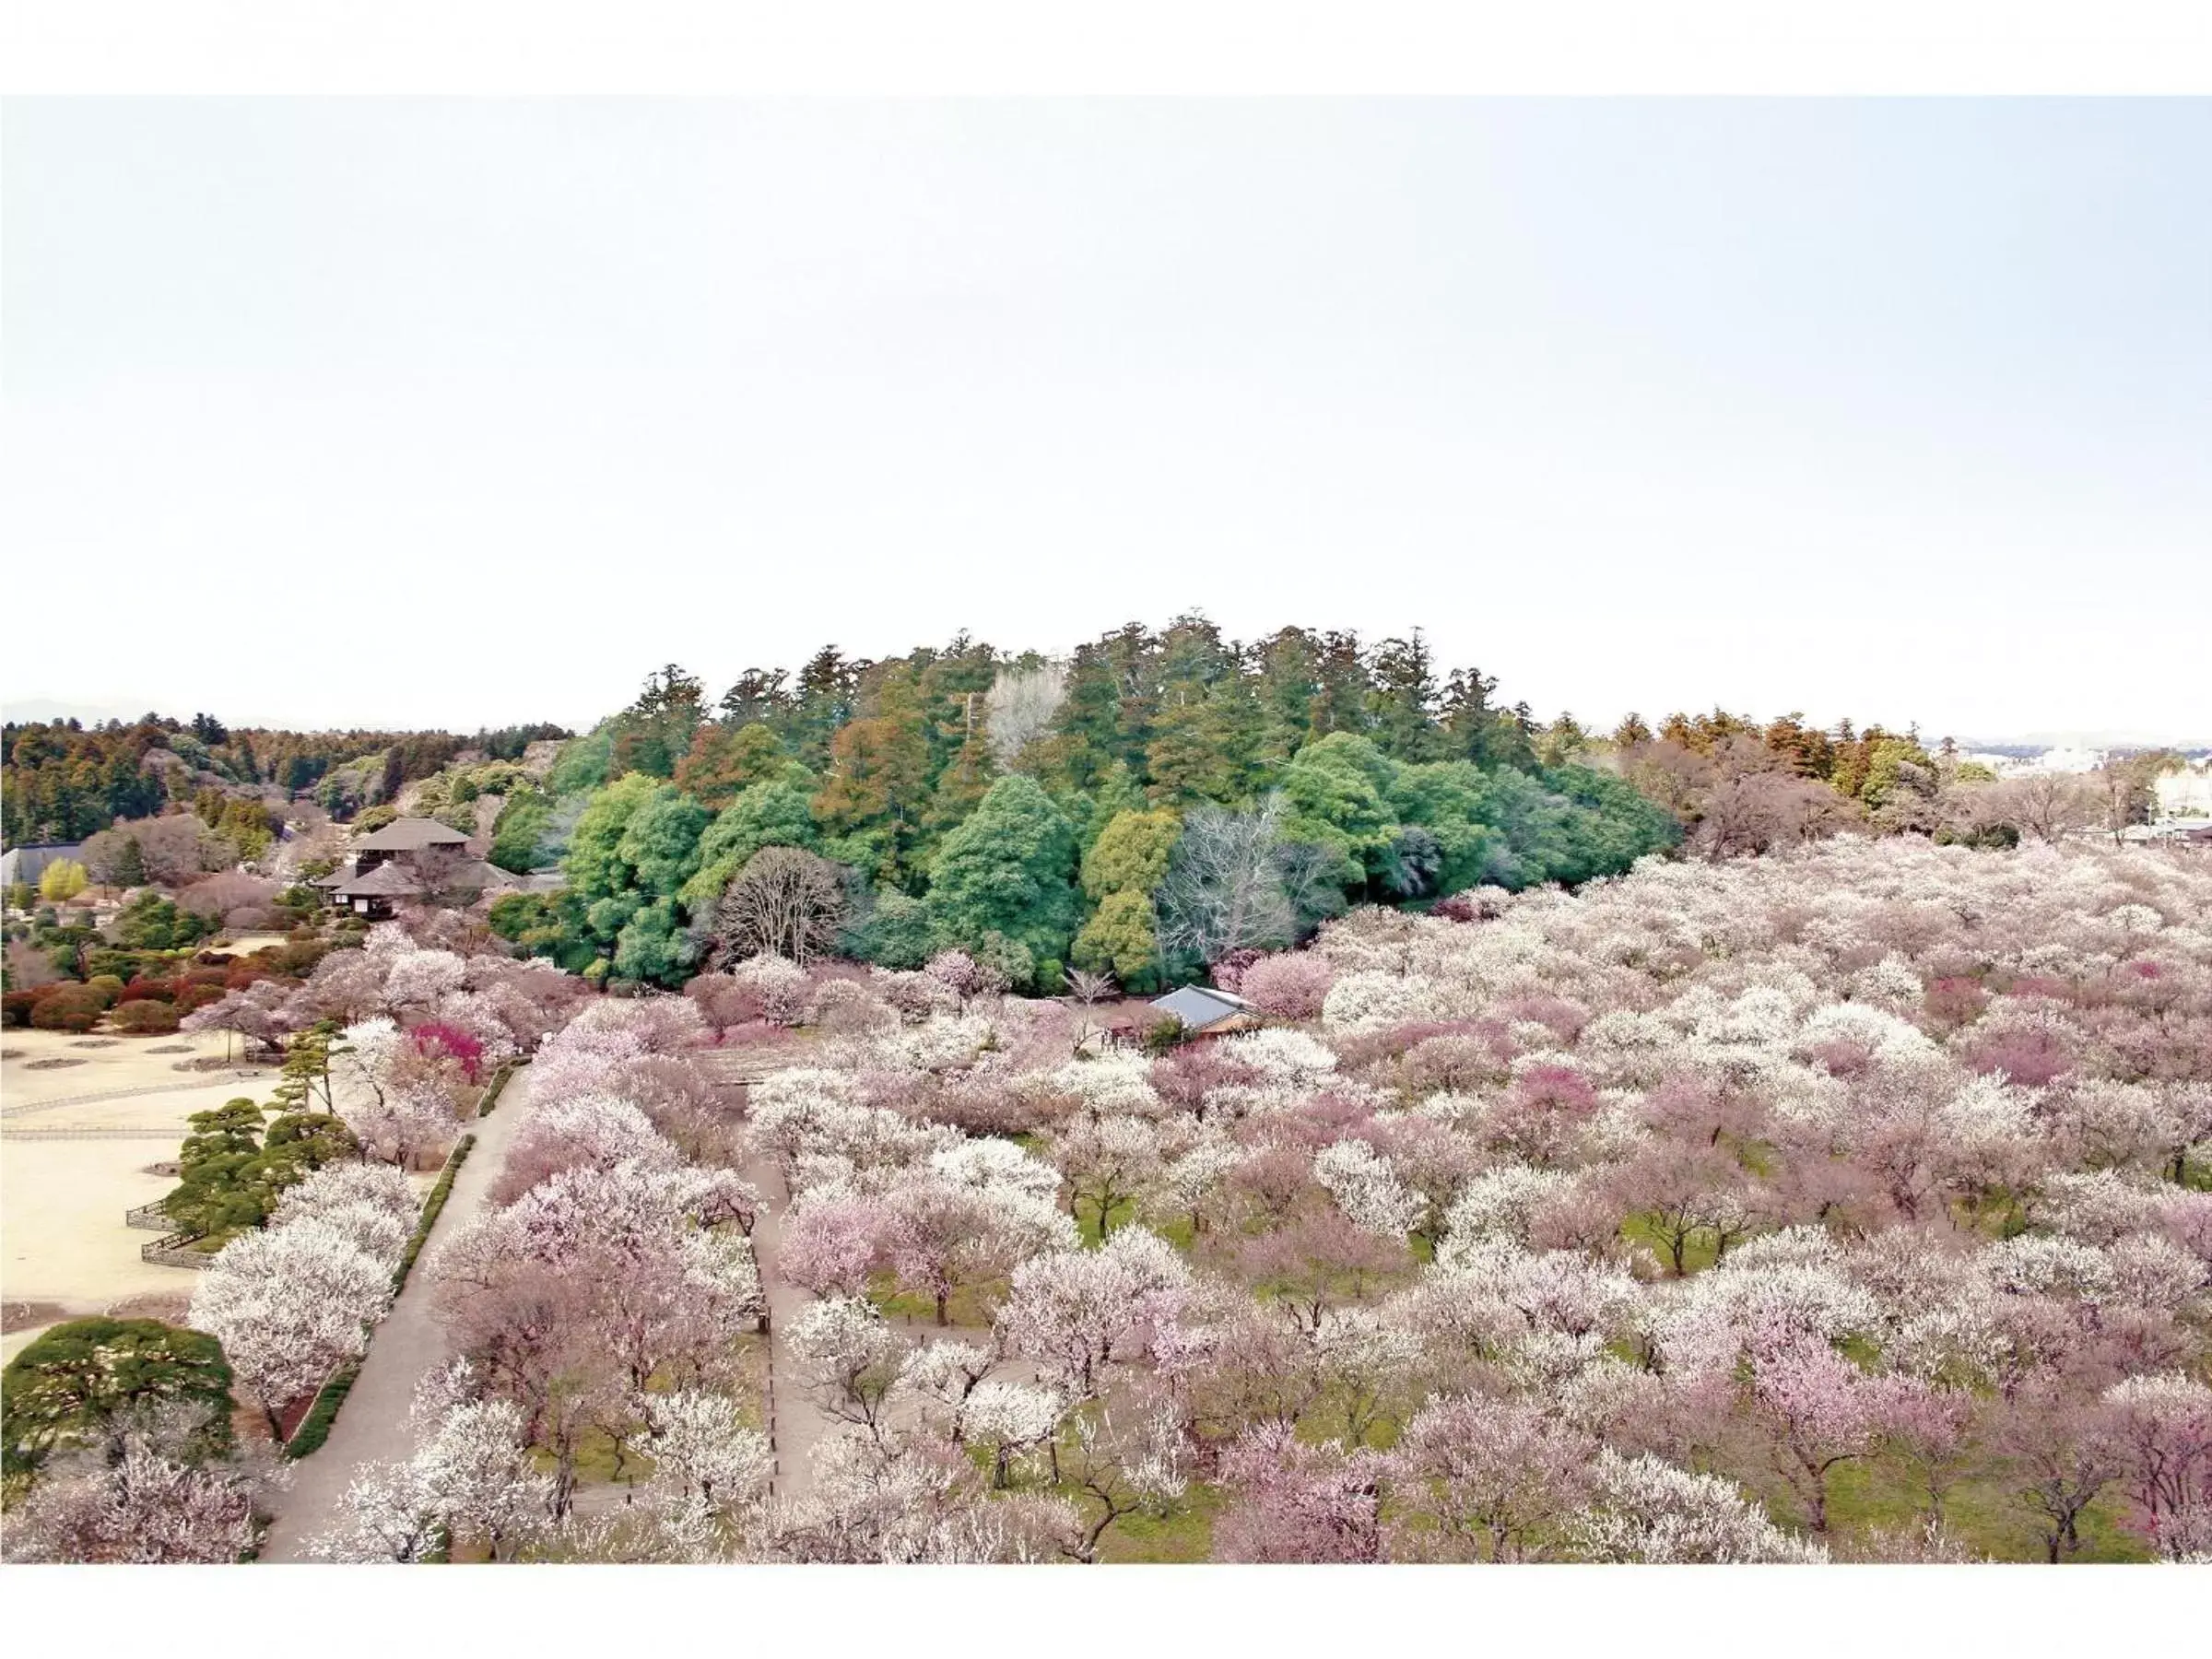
335,862,427,898
353,816,470,851
1148,984,1256,1030
1,843,86,886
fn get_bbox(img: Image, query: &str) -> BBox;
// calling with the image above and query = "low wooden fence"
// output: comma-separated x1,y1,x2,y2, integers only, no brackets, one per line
141,1230,215,1269
124,1200,173,1231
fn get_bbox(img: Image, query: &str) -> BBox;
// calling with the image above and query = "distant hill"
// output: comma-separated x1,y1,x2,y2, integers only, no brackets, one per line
1957,732,2212,757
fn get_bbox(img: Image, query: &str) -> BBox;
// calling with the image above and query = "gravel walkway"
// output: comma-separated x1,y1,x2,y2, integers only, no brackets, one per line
255,1069,538,1562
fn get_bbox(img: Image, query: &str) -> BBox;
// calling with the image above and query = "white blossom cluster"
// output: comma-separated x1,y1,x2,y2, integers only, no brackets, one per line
191,1161,419,1424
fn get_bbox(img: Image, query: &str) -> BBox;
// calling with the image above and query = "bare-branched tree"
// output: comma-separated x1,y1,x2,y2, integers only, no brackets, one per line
983,664,1066,771
714,845,847,967
1155,796,1296,966
1693,771,1861,859
1065,968,1116,1007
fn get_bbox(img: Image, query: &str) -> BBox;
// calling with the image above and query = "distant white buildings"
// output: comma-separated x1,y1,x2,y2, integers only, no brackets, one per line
2027,746,2109,775
1962,747,2107,778
2155,761,2212,820
1961,753,2212,816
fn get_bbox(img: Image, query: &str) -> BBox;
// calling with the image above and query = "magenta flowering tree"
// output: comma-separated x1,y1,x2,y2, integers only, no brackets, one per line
409,1019,487,1083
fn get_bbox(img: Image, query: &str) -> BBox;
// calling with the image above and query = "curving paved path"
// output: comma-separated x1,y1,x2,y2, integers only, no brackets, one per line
256,1067,538,1562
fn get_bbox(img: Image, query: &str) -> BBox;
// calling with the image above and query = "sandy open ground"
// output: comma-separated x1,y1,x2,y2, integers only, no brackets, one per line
3,1028,277,1325
2,1026,264,1105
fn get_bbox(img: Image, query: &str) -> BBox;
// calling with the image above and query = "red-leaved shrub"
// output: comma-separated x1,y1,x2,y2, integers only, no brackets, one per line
112,999,182,1034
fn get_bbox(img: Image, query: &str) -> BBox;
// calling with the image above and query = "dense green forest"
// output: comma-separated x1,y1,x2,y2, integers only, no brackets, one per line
7,617,1989,999
0,715,570,843
485,618,1680,991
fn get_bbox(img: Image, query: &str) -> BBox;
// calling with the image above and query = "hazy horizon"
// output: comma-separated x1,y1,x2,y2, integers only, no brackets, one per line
6,100,2206,737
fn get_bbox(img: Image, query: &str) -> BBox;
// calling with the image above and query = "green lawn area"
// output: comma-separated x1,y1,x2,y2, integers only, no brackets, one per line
870,1275,1004,1329
1094,1479,1223,1563
1069,1205,1199,1252
547,1332,771,1491
1770,1452,2155,1563
1618,1212,1722,1276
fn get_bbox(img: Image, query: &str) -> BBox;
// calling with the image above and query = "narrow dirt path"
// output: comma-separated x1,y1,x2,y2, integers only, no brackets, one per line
255,1069,538,1562
740,1155,833,1504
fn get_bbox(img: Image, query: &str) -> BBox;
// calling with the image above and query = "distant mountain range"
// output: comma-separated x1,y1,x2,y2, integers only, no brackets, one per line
1958,732,2212,756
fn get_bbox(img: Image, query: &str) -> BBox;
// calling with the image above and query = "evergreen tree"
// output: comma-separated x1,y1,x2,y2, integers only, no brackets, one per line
1070,806,1181,990
673,721,787,808
110,835,147,888
924,776,1079,984
1253,626,1324,755
1144,696,1223,807
1279,734,1401,891
1071,889,1162,989
813,667,935,888
1041,636,1128,793
716,666,793,728
779,644,865,769
925,724,998,838
1369,630,1448,761
916,632,1002,779
1200,670,1275,801
1441,665,1537,770
563,772,711,980
4,1318,234,1476
680,769,822,911
1309,629,1373,737
610,664,706,780
1080,808,1182,900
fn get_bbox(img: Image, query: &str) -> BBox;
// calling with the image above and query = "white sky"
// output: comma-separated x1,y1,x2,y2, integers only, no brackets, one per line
4,99,2207,741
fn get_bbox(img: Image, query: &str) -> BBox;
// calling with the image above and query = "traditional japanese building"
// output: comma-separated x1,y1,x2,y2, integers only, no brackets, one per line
1147,983,1263,1036
319,816,514,916
348,816,471,873
329,858,427,919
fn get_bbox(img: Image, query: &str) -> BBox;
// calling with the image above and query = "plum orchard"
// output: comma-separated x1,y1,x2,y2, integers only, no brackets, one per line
23,837,2206,1563
595,837,2209,1563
